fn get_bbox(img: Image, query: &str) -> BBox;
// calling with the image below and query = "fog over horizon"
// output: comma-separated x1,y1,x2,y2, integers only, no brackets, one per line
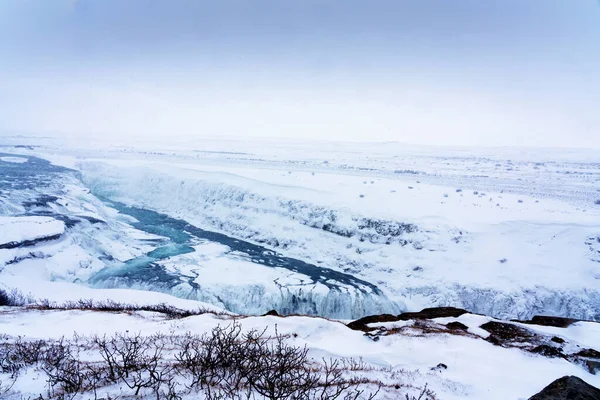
1,1,599,148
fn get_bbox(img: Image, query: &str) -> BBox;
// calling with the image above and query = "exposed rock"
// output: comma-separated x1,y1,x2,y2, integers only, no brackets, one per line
397,307,468,321
0,233,62,250
347,307,470,332
263,309,280,317
551,337,566,344
577,349,600,359
530,345,564,358
347,314,399,332
583,360,600,375
519,315,580,328
573,349,600,375
22,194,58,208
446,321,469,331
480,321,538,344
430,363,448,372
528,375,600,399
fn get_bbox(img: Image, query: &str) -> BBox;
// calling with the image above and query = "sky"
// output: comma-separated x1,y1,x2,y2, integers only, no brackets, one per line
0,0,599,147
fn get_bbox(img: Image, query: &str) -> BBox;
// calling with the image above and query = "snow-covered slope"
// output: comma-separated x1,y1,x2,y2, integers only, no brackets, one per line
1,306,599,399
0,216,65,249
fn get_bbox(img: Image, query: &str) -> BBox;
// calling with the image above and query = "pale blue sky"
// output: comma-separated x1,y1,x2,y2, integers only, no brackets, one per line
0,1,599,147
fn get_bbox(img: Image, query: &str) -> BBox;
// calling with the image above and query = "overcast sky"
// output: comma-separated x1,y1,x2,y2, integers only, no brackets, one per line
0,1,599,147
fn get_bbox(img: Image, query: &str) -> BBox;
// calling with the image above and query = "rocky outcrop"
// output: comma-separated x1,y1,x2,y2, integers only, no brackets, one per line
518,315,580,328
346,307,469,332
346,314,399,332
446,321,469,331
480,321,540,344
0,233,62,250
397,307,468,321
528,375,600,400
348,309,600,378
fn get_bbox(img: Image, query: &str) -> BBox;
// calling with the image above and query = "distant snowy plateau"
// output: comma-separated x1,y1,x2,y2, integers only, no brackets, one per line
1,138,599,321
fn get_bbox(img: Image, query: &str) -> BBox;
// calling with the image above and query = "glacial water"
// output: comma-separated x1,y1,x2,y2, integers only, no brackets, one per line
92,199,382,294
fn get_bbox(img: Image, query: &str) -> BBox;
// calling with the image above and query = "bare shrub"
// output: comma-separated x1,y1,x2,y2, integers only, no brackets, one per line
175,322,380,400
33,298,221,319
92,332,174,396
0,288,35,306
0,289,10,306
0,342,23,377
405,384,435,400
0,325,416,399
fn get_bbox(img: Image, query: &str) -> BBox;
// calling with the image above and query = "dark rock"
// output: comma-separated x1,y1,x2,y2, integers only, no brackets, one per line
522,316,580,328
576,349,600,359
79,216,106,224
446,321,469,331
551,337,566,344
22,195,58,208
397,307,468,321
348,308,470,332
0,289,11,306
528,375,600,399
263,310,280,316
574,349,600,375
583,360,600,375
347,314,399,332
530,345,564,358
430,363,448,371
480,321,537,344
486,335,503,346
0,233,62,250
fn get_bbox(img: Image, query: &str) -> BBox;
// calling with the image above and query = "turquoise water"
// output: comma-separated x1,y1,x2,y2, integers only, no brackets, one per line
93,199,381,295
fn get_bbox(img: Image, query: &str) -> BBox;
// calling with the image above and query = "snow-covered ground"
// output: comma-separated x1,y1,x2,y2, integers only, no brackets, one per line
0,216,65,249
1,307,599,399
1,137,599,320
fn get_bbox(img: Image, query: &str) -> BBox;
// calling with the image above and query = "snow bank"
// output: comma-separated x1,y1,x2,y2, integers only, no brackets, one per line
0,216,65,248
1,309,599,399
0,156,28,163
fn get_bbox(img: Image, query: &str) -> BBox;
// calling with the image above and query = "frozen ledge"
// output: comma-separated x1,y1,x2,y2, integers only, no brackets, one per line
0,216,65,249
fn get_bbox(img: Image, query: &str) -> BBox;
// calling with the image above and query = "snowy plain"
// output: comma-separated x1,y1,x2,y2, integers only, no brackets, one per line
1,307,600,400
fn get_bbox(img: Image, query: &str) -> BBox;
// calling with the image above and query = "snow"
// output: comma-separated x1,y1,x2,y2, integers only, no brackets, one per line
1,137,600,398
0,216,65,247
0,156,28,163
516,321,600,352
1,308,598,399
433,314,493,338
72,158,600,320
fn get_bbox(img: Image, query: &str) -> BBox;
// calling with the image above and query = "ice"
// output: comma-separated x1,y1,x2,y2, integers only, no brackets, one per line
74,157,600,321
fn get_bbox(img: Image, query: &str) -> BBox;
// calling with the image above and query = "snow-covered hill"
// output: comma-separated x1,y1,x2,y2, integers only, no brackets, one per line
1,304,599,399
